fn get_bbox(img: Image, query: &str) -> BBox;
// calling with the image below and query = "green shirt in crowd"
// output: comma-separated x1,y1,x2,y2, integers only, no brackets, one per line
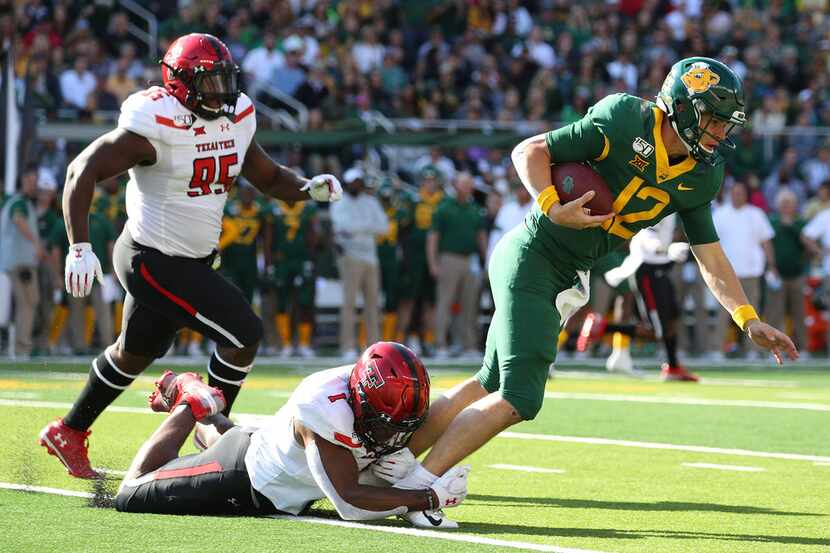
769,215,807,279
431,195,486,255
49,212,115,270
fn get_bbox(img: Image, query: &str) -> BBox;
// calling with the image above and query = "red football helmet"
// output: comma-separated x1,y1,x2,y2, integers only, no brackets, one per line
348,342,430,455
160,33,241,121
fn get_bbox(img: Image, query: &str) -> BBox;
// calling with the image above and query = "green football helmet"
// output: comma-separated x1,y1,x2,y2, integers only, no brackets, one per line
657,56,746,166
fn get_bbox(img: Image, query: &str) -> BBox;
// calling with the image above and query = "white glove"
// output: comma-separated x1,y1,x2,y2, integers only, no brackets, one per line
667,242,690,263
371,447,417,484
429,465,470,509
300,174,342,202
64,242,104,297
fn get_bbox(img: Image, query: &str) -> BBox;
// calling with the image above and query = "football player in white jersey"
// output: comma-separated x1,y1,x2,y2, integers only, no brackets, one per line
115,342,470,528
39,33,343,479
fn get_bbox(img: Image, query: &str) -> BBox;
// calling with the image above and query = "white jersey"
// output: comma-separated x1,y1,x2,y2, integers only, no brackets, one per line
118,86,257,258
244,366,376,514
631,213,677,265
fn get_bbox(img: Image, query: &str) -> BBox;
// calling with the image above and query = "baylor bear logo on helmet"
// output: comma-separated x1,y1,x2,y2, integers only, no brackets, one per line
680,62,720,94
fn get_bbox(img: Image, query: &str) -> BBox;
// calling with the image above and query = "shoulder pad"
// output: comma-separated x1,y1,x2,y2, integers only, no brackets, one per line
119,87,191,141
587,93,650,140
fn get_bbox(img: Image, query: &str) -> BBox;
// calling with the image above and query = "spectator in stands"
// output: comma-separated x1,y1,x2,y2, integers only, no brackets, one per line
25,53,62,114
414,148,456,185
428,172,487,358
104,12,143,58
767,189,809,356
106,57,138,105
804,181,830,221
330,168,388,358
0,166,45,358
711,181,776,360
269,35,306,97
242,29,284,98
803,144,830,194
59,55,96,111
763,148,808,208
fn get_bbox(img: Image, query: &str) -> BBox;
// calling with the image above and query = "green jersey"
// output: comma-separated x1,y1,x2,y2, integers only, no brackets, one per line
769,215,807,278
221,199,269,269
92,188,127,232
403,189,443,258
38,206,61,241
272,200,317,262
541,93,722,271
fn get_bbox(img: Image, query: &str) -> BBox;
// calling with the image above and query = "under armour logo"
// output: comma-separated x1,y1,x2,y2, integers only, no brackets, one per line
54,432,68,448
227,497,240,508
193,126,206,136
74,248,83,259
445,497,458,506
220,123,230,132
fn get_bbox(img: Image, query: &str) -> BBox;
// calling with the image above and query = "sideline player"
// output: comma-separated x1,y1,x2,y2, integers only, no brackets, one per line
395,58,798,526
39,34,343,478
115,342,469,526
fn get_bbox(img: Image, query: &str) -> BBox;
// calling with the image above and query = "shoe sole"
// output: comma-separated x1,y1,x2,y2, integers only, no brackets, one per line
38,432,98,479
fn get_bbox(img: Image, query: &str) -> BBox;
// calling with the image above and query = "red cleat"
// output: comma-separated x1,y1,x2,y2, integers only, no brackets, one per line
39,418,100,479
661,363,699,382
148,370,225,421
576,312,607,353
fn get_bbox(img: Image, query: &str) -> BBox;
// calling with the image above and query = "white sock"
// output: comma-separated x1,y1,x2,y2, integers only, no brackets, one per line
394,463,438,490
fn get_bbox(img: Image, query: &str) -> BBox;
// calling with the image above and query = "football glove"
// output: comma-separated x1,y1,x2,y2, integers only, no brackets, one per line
371,447,417,484
429,465,470,509
667,242,690,263
64,242,104,297
301,174,343,202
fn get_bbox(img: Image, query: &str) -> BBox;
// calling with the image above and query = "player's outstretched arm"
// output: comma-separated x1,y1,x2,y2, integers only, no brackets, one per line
691,242,798,364
297,423,437,521
242,140,342,202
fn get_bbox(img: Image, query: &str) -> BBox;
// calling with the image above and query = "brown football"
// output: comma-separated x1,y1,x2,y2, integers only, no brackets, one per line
550,162,614,215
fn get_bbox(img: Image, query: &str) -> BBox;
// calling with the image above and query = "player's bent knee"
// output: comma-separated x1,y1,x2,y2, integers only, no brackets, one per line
501,390,544,421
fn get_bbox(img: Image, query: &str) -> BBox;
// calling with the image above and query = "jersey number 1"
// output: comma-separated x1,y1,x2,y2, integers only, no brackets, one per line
188,154,239,197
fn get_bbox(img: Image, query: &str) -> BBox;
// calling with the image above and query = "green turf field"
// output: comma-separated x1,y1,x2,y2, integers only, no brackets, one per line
1,360,828,553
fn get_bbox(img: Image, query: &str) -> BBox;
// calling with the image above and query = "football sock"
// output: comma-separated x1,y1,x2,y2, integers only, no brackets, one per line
48,305,68,347
664,334,679,367
276,313,291,348
557,329,568,350
208,350,252,415
298,322,312,347
612,332,631,351
423,330,434,347
113,301,123,336
64,349,136,431
382,313,397,341
84,306,95,346
358,320,366,349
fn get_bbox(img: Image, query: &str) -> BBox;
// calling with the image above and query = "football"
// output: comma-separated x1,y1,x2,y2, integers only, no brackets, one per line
550,162,614,215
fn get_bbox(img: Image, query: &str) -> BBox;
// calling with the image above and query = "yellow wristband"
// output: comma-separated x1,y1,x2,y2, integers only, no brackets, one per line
537,186,560,215
731,304,759,331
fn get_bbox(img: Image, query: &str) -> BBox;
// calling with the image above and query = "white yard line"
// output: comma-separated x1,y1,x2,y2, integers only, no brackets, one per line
700,378,800,388
0,391,41,399
543,392,830,412
0,482,609,553
488,464,566,474
4,398,827,463
814,462,830,466
499,432,830,463
681,462,765,472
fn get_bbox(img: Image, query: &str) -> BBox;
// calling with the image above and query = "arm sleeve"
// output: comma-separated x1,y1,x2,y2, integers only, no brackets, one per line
544,117,606,163
304,440,407,521
678,203,719,245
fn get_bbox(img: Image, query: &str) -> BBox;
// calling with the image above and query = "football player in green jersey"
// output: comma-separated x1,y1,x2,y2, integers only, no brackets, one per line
219,184,270,304
269,198,318,357
396,58,798,528
376,179,411,342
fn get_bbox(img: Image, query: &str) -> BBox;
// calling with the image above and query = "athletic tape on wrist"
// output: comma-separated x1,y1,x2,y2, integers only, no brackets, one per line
732,304,759,331
536,186,560,215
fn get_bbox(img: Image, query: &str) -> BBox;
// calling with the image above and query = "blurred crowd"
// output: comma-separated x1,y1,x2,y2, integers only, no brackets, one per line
3,0,830,360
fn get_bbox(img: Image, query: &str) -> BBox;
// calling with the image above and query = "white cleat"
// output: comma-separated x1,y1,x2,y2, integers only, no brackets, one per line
400,509,459,529
297,346,315,358
606,349,643,377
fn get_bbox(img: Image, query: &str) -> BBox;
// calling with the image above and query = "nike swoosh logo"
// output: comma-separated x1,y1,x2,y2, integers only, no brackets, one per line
677,184,693,191
423,511,443,526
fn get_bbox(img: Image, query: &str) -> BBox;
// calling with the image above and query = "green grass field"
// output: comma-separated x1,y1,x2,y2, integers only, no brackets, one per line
1,360,829,553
